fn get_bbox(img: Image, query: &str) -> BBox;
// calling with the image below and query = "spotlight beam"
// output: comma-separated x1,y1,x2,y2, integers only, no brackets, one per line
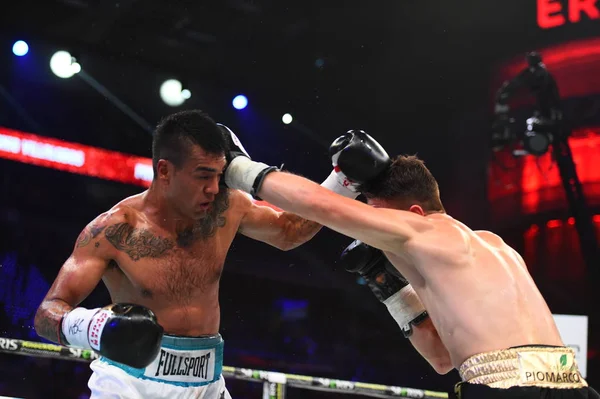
0,84,45,133
77,70,154,135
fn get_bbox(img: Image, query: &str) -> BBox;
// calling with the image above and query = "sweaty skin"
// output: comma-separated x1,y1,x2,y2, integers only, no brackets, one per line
35,148,322,341
381,212,563,368
253,172,564,371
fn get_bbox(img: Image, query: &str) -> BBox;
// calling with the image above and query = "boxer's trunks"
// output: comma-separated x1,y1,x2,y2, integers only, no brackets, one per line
88,333,231,399
453,345,598,399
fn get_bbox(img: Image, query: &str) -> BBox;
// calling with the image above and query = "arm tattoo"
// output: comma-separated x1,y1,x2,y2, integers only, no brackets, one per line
34,300,72,344
286,215,322,245
105,223,174,261
76,224,107,248
294,217,322,235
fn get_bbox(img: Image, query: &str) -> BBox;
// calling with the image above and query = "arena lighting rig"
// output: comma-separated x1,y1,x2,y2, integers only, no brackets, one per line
491,52,600,278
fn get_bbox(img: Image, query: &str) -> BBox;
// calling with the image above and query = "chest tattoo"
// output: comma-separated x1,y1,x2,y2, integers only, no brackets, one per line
105,223,175,261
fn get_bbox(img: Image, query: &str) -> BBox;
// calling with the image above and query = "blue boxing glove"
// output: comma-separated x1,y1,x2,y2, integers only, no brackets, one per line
321,130,391,198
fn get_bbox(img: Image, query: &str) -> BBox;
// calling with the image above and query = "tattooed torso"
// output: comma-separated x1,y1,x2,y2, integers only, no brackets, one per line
85,190,244,336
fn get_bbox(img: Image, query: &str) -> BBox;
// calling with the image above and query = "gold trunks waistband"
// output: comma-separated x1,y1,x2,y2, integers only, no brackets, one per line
458,346,587,389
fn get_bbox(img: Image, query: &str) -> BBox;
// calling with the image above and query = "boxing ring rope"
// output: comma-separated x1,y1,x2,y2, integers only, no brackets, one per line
0,337,448,398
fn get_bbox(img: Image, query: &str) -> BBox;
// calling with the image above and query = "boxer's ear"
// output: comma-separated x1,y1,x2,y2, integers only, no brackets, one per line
156,159,171,181
408,204,425,216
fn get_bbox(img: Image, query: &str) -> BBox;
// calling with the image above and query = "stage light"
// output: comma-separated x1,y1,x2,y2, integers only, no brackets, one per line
12,40,29,56
232,95,248,110
50,51,80,79
71,62,81,74
160,79,190,107
282,113,293,124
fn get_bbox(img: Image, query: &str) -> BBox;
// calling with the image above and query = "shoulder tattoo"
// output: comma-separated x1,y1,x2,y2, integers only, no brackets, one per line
76,224,107,248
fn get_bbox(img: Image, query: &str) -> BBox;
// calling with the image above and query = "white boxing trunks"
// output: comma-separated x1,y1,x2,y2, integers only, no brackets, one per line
88,334,230,399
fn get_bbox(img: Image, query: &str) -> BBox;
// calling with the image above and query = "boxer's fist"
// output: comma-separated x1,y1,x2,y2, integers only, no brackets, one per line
341,239,408,302
97,303,164,368
218,123,252,164
62,303,163,369
321,130,390,198
219,123,278,197
330,130,391,191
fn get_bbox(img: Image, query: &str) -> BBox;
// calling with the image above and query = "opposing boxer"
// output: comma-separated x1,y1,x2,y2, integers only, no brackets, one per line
34,110,343,398
224,130,598,398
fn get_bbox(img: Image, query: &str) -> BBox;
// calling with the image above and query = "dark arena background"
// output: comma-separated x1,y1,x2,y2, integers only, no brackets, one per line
1,1,600,398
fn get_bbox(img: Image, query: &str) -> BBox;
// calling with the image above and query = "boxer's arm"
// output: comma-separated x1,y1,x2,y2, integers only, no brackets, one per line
409,317,454,374
34,214,115,344
257,172,434,252
237,193,323,251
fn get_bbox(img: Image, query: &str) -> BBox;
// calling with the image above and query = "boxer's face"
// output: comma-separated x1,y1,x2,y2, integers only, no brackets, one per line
167,145,227,219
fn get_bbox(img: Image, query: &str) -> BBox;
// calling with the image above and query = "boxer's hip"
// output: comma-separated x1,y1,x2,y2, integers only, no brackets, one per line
458,345,587,389
95,333,224,387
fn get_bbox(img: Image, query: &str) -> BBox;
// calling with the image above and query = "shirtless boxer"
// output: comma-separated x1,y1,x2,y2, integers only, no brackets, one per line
33,110,352,399
224,130,598,398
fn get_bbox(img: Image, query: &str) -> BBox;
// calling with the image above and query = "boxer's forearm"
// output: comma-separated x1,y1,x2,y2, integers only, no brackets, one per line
34,299,72,344
258,172,421,253
258,172,327,220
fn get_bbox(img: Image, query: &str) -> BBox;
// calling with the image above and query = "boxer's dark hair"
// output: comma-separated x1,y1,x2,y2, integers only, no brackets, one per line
359,155,444,213
152,110,228,174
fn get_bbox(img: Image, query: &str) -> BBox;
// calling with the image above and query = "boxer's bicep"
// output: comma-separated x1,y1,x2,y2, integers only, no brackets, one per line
49,250,109,307
35,252,108,343
50,215,115,305
36,217,114,343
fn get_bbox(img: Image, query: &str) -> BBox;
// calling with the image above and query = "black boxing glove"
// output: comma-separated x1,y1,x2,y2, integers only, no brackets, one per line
341,240,428,337
341,239,409,302
61,303,164,368
321,130,391,198
219,123,278,198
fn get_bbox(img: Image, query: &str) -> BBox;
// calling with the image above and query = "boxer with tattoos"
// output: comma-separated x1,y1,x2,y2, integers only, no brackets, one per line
34,110,328,399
